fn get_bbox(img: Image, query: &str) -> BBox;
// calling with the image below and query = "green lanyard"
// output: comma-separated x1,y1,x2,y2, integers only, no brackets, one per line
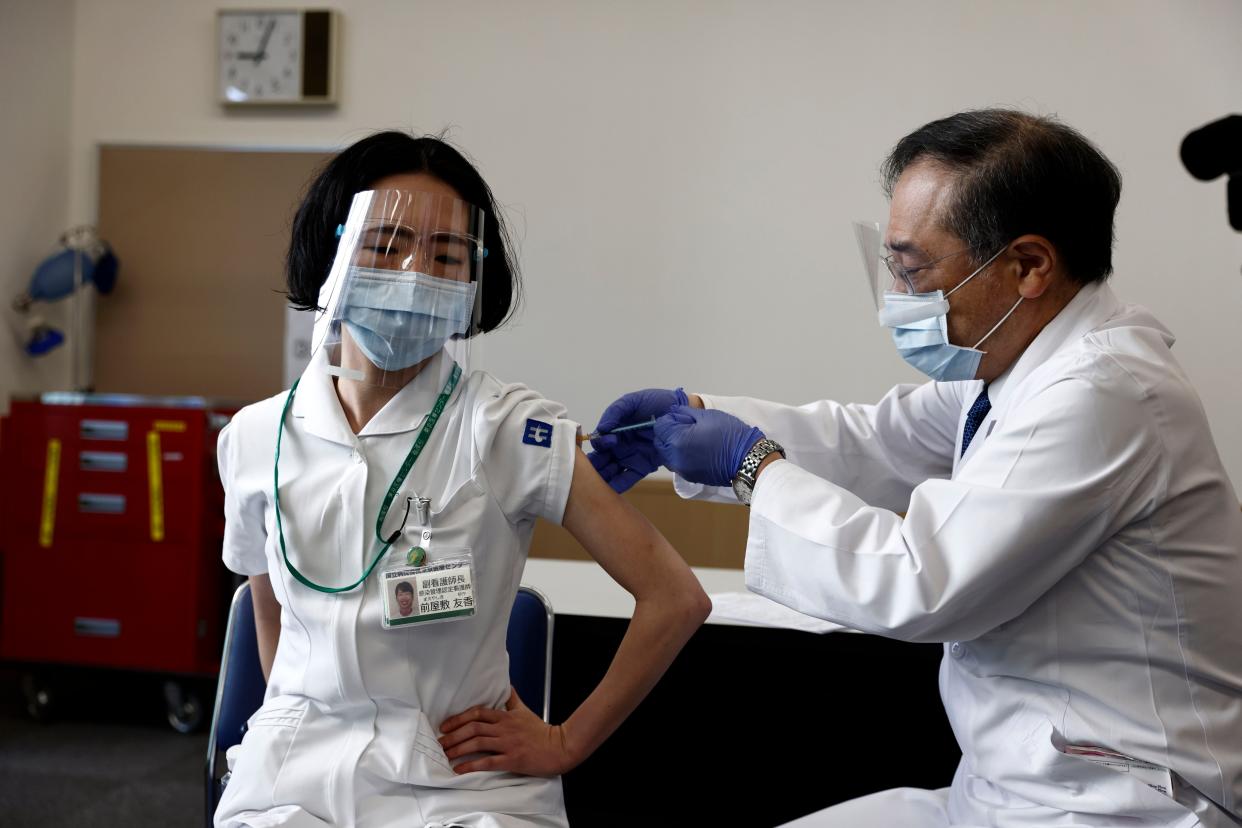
273,363,462,594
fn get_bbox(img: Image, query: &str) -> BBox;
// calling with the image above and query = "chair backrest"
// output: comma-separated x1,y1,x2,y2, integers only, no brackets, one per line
205,582,266,824
206,582,555,824
507,585,554,722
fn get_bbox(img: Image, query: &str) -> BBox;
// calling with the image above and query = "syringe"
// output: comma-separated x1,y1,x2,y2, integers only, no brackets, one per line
576,417,657,445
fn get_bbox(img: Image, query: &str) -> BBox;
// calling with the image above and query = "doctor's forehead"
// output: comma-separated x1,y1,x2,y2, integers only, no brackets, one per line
885,161,958,253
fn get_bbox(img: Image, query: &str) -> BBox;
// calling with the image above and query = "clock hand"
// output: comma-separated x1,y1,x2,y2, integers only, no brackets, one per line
254,18,277,64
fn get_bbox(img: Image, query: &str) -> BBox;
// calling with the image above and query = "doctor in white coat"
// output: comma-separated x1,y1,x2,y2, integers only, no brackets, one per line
589,109,1242,827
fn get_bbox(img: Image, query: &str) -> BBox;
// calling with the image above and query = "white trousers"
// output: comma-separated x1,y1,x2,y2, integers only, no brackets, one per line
777,781,1216,828
778,787,952,828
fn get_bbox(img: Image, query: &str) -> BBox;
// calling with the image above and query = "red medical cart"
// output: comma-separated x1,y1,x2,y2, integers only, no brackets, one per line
0,392,238,730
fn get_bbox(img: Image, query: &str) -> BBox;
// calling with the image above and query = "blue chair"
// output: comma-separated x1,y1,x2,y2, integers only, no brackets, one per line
204,583,265,827
507,584,554,722
205,582,555,824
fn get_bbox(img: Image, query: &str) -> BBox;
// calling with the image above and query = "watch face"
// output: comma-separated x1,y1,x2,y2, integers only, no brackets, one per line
219,11,302,103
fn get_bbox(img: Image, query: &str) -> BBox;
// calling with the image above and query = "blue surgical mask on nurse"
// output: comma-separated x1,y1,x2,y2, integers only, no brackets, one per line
342,266,478,371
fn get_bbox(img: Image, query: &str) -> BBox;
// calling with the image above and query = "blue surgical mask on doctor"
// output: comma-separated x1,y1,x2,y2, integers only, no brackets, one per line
342,267,477,371
877,246,1022,382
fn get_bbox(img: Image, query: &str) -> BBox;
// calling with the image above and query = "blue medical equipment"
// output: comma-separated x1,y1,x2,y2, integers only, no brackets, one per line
11,226,119,371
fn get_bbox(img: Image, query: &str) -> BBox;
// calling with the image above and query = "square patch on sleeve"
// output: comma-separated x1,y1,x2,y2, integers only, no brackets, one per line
522,419,554,448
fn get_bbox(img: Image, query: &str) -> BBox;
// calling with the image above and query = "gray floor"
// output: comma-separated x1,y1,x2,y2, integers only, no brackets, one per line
0,669,209,828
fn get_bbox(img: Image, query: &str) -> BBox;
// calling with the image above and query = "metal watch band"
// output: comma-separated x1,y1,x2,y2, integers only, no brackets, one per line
732,438,784,505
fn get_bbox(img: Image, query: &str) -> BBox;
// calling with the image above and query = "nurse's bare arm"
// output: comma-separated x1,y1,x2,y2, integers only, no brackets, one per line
249,573,281,683
439,450,711,775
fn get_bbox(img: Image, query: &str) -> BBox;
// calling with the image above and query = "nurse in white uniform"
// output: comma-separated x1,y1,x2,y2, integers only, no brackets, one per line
214,131,711,828
589,110,1242,826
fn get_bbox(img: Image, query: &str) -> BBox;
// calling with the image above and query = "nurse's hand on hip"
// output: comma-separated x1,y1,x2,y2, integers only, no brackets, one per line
439,686,577,776
589,387,765,488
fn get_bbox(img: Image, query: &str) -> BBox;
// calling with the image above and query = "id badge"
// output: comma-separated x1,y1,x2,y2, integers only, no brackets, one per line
1061,744,1175,797
381,550,476,629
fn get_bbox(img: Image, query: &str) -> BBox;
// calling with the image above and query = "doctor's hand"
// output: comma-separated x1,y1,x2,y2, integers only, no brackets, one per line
654,406,765,487
588,387,690,493
438,686,580,777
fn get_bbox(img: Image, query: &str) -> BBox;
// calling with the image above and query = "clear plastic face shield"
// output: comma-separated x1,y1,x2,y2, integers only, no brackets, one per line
854,220,890,308
853,219,953,318
853,219,1009,318
853,220,1019,382
312,189,485,390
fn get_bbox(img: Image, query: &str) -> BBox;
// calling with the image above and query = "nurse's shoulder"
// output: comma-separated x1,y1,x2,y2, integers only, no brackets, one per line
217,390,292,490
467,370,570,432
217,391,290,577
463,369,579,525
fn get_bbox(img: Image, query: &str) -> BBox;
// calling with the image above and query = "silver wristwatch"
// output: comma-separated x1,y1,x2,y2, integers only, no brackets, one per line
732,438,785,505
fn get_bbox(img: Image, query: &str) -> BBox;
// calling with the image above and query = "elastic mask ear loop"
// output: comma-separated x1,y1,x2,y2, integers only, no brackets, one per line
940,245,1017,352
972,296,1023,350
945,247,1006,299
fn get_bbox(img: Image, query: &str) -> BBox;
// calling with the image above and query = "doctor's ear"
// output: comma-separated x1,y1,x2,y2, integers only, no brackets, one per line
1008,235,1059,300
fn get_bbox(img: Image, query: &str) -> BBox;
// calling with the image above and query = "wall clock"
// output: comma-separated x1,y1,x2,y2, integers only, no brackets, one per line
218,9,337,105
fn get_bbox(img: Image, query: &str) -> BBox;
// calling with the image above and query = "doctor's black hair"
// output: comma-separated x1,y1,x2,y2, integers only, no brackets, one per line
285,130,520,333
880,109,1122,285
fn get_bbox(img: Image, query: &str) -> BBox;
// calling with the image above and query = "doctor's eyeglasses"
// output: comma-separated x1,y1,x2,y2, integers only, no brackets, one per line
880,247,972,294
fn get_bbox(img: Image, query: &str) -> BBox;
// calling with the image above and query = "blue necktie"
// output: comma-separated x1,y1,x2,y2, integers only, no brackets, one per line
961,386,991,457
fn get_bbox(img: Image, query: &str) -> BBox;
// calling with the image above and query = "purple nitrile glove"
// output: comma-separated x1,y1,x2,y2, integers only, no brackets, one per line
587,387,688,494
654,406,765,488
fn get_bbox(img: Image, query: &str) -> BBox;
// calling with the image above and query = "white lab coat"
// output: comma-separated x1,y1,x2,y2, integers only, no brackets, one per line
214,349,578,828
680,282,1242,827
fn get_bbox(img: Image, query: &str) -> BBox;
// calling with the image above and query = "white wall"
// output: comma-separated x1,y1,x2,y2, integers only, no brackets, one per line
63,0,1242,483
0,0,77,410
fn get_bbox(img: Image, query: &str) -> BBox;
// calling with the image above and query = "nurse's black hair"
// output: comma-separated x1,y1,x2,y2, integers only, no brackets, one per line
285,130,520,334
395,581,414,596
881,109,1122,286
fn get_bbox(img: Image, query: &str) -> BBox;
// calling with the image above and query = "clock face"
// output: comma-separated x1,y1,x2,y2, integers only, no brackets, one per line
218,11,303,103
